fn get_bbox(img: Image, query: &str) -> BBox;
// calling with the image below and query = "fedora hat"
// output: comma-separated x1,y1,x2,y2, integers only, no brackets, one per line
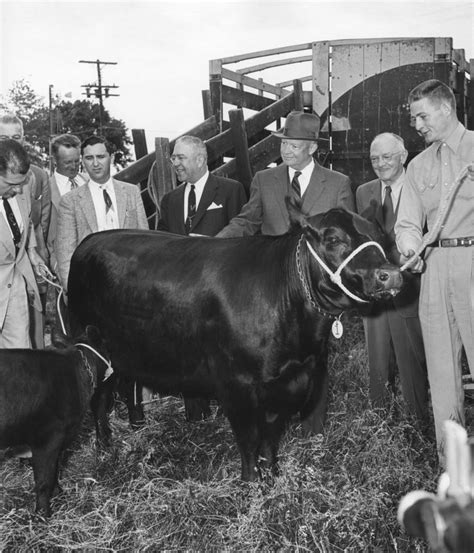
272,111,320,141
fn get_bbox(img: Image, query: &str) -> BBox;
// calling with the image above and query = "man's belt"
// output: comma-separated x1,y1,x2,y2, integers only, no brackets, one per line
429,236,474,247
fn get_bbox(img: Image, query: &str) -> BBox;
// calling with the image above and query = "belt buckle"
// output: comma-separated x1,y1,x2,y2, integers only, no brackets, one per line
462,238,474,247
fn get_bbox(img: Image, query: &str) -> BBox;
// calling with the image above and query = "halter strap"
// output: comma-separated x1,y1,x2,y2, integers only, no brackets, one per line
75,343,114,382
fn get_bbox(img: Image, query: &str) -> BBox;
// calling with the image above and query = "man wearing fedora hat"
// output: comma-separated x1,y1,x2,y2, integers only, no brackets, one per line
218,111,353,237
217,110,354,434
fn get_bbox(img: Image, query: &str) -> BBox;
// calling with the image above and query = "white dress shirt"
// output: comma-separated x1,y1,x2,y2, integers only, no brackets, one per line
288,159,315,197
54,171,88,196
183,170,209,222
88,178,119,231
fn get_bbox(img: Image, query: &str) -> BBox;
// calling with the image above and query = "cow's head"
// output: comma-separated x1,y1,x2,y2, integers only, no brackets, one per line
287,199,403,304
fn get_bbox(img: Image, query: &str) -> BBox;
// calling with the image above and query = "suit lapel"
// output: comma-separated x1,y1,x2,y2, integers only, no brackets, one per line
50,175,61,210
190,175,217,231
79,185,99,232
172,184,187,234
113,179,126,228
273,165,290,221
370,180,384,229
301,163,328,213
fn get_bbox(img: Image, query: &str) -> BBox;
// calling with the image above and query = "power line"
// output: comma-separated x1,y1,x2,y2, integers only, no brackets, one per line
79,59,119,135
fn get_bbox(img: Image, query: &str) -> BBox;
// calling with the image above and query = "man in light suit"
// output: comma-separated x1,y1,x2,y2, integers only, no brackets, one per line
158,135,247,236
158,135,247,420
47,133,87,277
217,111,354,239
0,113,50,348
217,111,354,435
56,135,149,291
0,139,47,348
356,132,428,424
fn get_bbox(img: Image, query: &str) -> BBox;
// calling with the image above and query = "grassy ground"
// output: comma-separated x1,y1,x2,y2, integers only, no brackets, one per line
0,311,439,552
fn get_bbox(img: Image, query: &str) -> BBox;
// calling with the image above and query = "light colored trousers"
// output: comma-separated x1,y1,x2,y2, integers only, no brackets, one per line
419,247,474,456
0,268,31,348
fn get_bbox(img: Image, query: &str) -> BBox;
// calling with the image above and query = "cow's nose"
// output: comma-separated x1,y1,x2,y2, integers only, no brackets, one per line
377,270,390,282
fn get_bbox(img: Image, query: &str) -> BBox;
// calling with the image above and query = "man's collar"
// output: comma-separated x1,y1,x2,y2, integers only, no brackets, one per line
436,122,465,154
288,159,315,177
88,176,114,189
188,170,209,190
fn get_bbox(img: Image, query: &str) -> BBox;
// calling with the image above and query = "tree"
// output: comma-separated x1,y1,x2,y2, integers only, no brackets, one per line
0,79,132,169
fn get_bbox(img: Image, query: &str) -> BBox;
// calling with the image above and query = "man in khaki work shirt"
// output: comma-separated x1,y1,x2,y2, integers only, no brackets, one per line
395,79,474,461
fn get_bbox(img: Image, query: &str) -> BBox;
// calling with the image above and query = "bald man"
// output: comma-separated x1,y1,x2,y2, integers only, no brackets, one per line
356,132,428,424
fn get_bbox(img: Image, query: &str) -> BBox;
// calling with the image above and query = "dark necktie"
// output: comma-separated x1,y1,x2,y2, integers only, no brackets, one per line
291,171,302,198
383,185,395,232
69,178,78,190
3,198,22,254
103,188,113,213
185,184,196,234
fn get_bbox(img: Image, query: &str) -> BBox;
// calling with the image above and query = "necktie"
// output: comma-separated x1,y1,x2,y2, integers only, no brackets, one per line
103,188,113,213
69,178,78,190
3,198,22,254
185,184,196,234
291,171,302,198
382,185,395,232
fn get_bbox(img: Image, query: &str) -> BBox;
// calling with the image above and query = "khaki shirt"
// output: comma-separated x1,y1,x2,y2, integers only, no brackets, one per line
395,123,474,254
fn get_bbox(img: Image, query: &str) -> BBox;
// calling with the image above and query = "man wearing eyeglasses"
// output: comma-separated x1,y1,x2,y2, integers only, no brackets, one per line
356,132,428,425
0,139,47,348
0,113,50,348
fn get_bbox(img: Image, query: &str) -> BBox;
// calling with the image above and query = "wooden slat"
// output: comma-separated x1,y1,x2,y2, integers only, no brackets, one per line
221,67,285,97
229,108,252,192
243,91,295,139
248,134,281,173
131,129,148,159
222,85,274,111
215,42,312,65
236,55,313,75
277,75,313,87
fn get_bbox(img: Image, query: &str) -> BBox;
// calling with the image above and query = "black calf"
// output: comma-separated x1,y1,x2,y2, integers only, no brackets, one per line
0,326,111,516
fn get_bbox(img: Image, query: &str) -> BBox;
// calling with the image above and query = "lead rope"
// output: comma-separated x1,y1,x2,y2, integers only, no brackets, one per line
36,270,68,336
400,164,470,271
75,342,114,382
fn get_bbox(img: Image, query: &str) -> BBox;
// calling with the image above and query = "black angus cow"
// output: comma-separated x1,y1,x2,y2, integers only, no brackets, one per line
0,326,111,516
67,202,403,480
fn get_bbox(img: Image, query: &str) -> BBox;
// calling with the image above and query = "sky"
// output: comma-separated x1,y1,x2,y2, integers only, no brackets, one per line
1,0,473,153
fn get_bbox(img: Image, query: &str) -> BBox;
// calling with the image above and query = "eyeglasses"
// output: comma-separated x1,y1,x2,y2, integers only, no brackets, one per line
170,154,187,163
0,135,22,141
369,152,402,165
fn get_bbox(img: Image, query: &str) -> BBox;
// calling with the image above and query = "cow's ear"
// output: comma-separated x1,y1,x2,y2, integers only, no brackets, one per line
85,325,102,347
286,196,307,229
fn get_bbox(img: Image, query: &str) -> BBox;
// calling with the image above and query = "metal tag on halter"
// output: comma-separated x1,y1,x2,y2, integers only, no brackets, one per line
332,317,343,339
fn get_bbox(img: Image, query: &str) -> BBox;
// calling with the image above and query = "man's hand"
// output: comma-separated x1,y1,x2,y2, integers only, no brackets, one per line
467,162,474,181
27,248,53,282
400,249,424,272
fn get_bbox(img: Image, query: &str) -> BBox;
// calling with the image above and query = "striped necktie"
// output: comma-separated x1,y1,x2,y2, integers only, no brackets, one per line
69,178,78,190
291,171,302,197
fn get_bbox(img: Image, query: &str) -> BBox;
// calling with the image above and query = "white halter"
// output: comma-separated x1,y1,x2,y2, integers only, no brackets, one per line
304,239,387,304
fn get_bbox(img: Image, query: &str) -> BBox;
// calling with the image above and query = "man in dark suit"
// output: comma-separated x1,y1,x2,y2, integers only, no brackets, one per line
217,110,354,435
158,135,247,236
158,135,247,420
356,132,428,423
217,110,354,238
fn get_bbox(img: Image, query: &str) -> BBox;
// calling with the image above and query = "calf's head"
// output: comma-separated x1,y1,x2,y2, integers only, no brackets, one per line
288,200,403,303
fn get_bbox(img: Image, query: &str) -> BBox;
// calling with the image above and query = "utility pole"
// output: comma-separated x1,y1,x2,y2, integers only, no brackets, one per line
79,59,119,135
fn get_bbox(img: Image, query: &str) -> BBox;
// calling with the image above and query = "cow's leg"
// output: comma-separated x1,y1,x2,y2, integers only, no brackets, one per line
31,435,64,516
258,417,286,475
184,397,212,421
91,376,114,447
116,376,145,430
300,361,328,435
225,408,260,481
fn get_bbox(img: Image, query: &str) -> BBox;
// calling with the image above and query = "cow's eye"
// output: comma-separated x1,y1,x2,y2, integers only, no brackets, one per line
326,236,341,245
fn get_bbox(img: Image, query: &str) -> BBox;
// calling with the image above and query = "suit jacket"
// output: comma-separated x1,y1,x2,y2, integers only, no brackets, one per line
27,164,51,265
0,193,42,326
56,178,149,289
158,173,247,236
356,176,420,317
47,172,88,274
217,162,354,237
